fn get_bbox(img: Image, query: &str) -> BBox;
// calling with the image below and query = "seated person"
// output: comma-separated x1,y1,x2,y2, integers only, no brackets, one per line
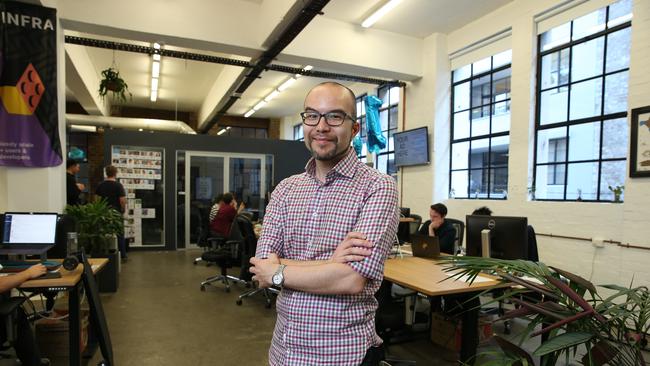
472,206,492,215
208,194,224,222
418,203,456,254
210,192,237,237
0,264,50,366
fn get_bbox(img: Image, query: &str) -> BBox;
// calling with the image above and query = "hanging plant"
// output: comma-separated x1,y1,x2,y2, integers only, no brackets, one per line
98,67,132,103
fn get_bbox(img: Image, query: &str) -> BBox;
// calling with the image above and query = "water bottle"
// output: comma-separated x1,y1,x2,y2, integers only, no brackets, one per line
67,232,78,254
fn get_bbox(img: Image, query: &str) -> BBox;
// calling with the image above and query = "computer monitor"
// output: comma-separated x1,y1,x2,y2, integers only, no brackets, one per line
2,212,58,246
465,215,528,260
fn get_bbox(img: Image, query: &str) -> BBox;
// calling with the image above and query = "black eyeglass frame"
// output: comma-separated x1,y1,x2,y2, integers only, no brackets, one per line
300,110,356,126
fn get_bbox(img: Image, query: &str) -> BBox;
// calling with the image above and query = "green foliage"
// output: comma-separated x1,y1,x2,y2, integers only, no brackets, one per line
98,67,132,103
439,256,649,366
65,199,123,255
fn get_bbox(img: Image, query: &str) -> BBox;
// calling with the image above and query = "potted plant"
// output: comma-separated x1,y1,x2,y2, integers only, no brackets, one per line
65,199,123,292
440,256,649,365
608,185,625,203
98,67,132,103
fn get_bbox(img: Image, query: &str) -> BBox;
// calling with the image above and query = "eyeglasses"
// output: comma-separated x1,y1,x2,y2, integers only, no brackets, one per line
300,111,355,126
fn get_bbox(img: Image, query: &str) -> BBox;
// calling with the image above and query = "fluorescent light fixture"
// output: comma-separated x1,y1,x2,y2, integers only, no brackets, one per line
153,42,161,49
277,77,296,92
264,90,280,102
138,128,144,132
70,125,97,133
150,90,158,102
151,78,159,91
303,65,313,71
361,0,402,28
217,126,231,135
152,61,160,78
253,100,267,111
244,109,255,118
153,53,161,61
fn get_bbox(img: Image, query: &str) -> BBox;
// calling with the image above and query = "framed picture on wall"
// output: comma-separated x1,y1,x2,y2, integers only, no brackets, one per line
630,106,650,177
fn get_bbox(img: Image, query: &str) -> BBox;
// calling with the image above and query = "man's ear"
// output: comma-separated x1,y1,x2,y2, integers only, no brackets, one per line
352,121,360,137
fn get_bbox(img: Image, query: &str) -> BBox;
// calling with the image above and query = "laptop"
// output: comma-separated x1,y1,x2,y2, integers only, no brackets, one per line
410,234,441,259
0,212,58,255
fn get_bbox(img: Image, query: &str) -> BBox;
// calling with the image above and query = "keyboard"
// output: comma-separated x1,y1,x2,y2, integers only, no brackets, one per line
0,260,61,273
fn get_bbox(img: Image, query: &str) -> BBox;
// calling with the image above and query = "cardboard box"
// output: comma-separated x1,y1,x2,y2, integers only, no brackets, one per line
35,315,89,358
430,312,494,353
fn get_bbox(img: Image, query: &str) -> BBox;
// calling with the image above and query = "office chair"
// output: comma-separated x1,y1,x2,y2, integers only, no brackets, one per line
375,281,417,366
407,214,422,238
0,297,27,360
234,215,278,308
199,218,246,292
444,218,465,255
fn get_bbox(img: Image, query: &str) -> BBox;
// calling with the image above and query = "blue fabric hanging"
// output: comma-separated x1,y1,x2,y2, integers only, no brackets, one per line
353,135,363,156
365,95,386,154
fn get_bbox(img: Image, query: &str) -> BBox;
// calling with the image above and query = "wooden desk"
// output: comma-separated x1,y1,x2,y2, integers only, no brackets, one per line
384,256,502,364
20,258,108,366
399,217,416,223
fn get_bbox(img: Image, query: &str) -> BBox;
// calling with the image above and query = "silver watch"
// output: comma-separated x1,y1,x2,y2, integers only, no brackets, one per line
271,264,286,287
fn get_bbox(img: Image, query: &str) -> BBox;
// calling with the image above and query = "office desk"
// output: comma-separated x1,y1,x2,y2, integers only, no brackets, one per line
399,217,416,223
19,258,108,366
384,256,502,364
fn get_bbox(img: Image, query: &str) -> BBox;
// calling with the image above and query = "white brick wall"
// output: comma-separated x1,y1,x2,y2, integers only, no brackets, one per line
402,0,650,288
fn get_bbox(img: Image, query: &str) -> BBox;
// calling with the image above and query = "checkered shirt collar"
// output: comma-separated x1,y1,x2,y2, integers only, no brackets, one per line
305,147,358,180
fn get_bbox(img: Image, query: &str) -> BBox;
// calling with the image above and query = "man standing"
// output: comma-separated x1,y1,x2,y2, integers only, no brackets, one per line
418,203,456,254
66,159,85,206
95,165,127,259
250,82,399,366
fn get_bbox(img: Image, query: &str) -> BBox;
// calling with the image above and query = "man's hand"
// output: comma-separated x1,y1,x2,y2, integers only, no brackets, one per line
250,253,281,288
330,232,373,263
76,183,85,191
24,264,47,279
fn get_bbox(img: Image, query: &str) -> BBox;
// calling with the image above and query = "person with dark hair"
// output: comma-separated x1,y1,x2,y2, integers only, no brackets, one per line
249,81,399,366
66,159,85,206
208,194,224,222
210,192,237,237
418,203,456,254
472,206,493,215
0,264,50,365
96,165,127,259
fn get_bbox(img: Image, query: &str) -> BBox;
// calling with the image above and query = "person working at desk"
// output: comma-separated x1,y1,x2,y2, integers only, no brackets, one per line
250,82,399,366
210,192,237,237
418,203,456,254
0,264,49,366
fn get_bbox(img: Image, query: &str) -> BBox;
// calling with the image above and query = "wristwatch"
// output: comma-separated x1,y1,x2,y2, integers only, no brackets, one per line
271,264,287,287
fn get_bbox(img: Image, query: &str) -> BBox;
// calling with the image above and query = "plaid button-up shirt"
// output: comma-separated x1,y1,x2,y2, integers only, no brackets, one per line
256,148,399,366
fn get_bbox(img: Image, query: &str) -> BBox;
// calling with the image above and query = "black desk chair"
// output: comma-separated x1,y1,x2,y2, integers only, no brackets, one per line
407,214,422,239
199,219,246,292
375,281,417,365
0,297,27,359
235,215,278,308
445,218,465,255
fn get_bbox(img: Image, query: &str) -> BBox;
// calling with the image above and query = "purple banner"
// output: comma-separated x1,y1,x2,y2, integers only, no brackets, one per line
0,1,61,167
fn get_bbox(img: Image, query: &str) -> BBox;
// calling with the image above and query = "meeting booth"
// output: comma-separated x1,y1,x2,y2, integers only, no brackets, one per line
101,129,310,251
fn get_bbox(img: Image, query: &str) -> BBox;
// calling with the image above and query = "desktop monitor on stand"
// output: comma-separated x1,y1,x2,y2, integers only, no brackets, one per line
465,215,528,260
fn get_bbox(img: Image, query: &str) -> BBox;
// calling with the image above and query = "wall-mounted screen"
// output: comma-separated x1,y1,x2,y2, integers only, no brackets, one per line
394,127,430,167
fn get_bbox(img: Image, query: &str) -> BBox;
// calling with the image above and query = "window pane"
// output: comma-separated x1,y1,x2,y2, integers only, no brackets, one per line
360,117,366,137
490,167,508,198
389,86,400,105
388,131,394,152
387,153,396,175
569,78,603,120
571,37,604,82
606,28,631,72
470,138,489,169
572,8,606,41
608,0,632,28
453,111,470,140
376,154,387,174
602,117,628,159
599,160,626,201
469,169,487,198
604,71,629,114
471,75,491,108
541,49,570,89
256,129,268,139
492,101,510,133
568,122,600,161
389,106,398,130
242,128,255,138
540,22,570,51
537,127,567,164
473,57,491,75
492,68,511,102
536,164,565,199
378,88,388,108
490,136,509,167
454,82,470,112
451,142,469,170
492,50,512,68
451,171,469,198
453,64,471,82
471,109,490,137
540,87,568,125
379,110,389,131
566,162,599,200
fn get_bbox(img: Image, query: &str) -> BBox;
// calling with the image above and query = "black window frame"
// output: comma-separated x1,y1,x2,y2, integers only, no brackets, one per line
449,52,512,200
293,123,303,141
533,3,631,202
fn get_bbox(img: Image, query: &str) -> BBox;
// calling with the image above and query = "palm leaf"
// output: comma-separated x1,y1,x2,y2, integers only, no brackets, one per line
533,332,593,357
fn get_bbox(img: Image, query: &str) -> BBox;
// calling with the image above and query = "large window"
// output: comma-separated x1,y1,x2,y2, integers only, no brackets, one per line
450,50,512,199
293,123,303,141
354,88,400,176
534,0,631,201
